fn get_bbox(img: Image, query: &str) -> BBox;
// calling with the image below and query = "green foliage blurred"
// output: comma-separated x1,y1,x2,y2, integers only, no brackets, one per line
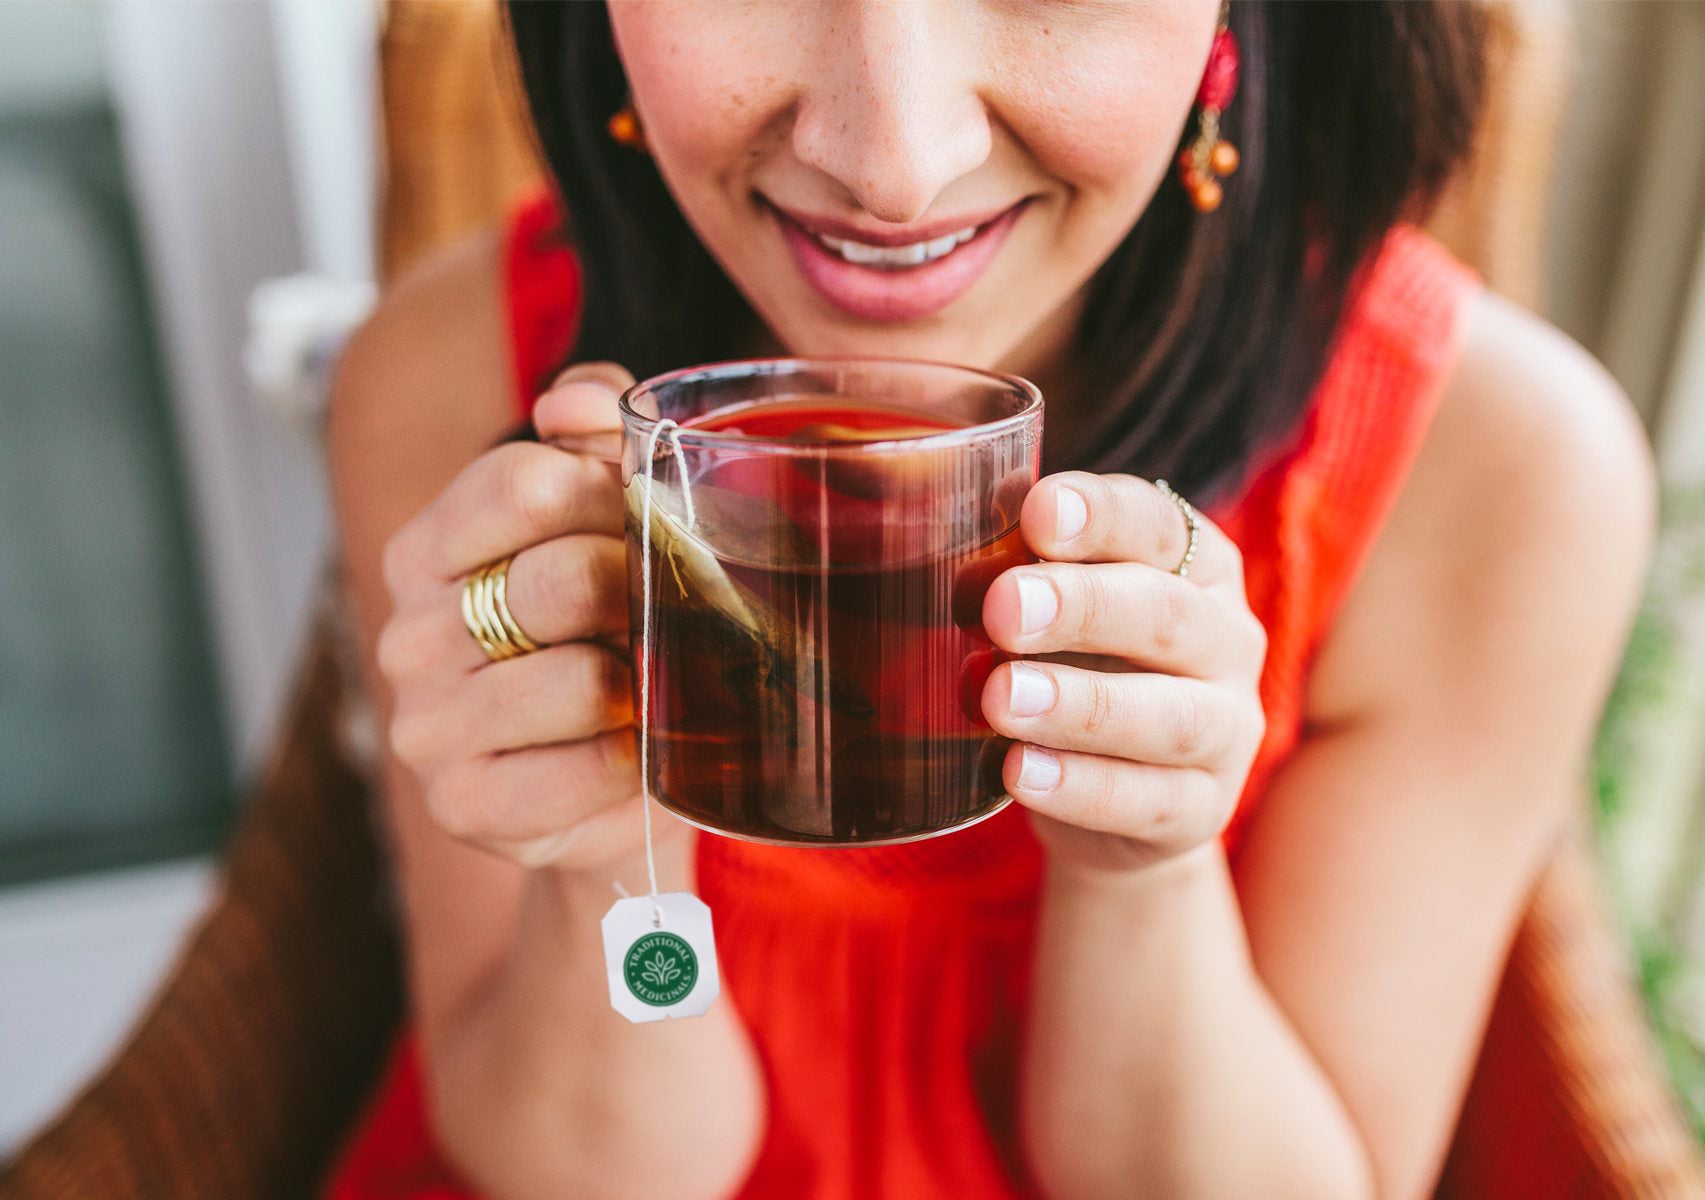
1593,484,1705,1140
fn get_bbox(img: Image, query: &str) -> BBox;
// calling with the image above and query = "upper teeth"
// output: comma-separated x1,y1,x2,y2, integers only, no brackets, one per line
816,225,979,268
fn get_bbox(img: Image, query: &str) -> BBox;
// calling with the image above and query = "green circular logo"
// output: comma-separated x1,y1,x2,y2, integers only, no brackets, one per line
623,931,698,1007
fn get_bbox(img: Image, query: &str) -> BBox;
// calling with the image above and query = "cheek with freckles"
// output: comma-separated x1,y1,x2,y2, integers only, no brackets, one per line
986,5,1217,234
608,3,801,201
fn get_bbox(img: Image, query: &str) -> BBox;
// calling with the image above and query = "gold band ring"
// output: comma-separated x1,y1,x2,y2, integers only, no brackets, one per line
1153,479,1200,579
460,556,541,662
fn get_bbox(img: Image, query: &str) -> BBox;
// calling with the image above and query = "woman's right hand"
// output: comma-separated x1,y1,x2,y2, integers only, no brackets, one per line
377,362,677,873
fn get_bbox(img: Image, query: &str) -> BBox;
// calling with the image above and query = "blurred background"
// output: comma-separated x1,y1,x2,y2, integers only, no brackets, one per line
1,0,1704,1174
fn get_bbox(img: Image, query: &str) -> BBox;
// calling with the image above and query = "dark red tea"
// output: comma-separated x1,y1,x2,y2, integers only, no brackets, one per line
628,397,1032,844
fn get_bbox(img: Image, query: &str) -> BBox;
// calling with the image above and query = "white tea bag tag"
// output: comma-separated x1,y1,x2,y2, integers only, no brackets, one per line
606,425,719,1025
601,891,721,1023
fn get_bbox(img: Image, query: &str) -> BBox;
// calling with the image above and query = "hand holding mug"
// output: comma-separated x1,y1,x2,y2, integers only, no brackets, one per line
376,364,687,871
980,471,1268,876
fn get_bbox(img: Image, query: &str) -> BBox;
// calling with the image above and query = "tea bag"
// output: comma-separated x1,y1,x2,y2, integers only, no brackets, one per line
624,459,875,840
625,472,763,635
624,471,875,725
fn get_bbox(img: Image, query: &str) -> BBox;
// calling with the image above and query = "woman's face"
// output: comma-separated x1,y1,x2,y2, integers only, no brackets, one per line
608,0,1220,379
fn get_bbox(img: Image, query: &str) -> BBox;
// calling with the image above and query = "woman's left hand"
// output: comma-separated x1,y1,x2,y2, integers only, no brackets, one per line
981,471,1268,877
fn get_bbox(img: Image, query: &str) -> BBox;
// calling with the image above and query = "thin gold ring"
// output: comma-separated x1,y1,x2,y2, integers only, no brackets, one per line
459,570,507,661
1153,479,1200,579
460,557,540,662
475,569,513,656
489,556,540,653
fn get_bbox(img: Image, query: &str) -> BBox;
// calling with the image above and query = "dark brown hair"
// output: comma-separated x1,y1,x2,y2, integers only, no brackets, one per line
505,2,1486,505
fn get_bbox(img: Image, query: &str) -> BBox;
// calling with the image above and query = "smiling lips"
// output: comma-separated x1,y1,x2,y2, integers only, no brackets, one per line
818,224,981,268
771,200,1028,323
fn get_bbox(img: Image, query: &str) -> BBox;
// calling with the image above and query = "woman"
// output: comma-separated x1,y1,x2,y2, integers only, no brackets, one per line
326,3,1654,1198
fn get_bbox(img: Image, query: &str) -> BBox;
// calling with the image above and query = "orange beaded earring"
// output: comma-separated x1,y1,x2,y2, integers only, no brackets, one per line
1178,6,1240,213
608,100,648,152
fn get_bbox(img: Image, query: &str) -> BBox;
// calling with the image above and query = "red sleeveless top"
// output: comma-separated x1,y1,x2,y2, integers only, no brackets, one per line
326,188,1479,1200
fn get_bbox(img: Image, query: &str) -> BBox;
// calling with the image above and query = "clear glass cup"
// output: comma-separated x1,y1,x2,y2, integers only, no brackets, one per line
619,358,1043,847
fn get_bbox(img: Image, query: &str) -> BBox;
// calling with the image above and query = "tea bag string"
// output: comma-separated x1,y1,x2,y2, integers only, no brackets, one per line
633,418,694,927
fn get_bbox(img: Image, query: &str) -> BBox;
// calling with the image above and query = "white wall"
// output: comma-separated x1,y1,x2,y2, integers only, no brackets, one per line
105,0,378,773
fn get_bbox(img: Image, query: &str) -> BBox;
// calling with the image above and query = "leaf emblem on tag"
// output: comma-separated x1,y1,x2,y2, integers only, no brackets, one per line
641,952,680,986
623,930,699,1007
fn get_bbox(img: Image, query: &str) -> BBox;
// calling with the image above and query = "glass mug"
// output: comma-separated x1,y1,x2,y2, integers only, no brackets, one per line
616,358,1042,847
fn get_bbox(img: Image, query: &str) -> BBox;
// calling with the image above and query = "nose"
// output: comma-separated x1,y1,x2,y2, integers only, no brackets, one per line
791,2,993,226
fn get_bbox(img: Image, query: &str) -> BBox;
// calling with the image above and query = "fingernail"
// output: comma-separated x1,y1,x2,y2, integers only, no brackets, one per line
1054,484,1087,542
1007,662,1056,719
1017,574,1058,634
1017,745,1061,792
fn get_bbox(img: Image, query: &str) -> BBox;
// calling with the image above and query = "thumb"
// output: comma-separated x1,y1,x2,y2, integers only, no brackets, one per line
533,361,635,443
